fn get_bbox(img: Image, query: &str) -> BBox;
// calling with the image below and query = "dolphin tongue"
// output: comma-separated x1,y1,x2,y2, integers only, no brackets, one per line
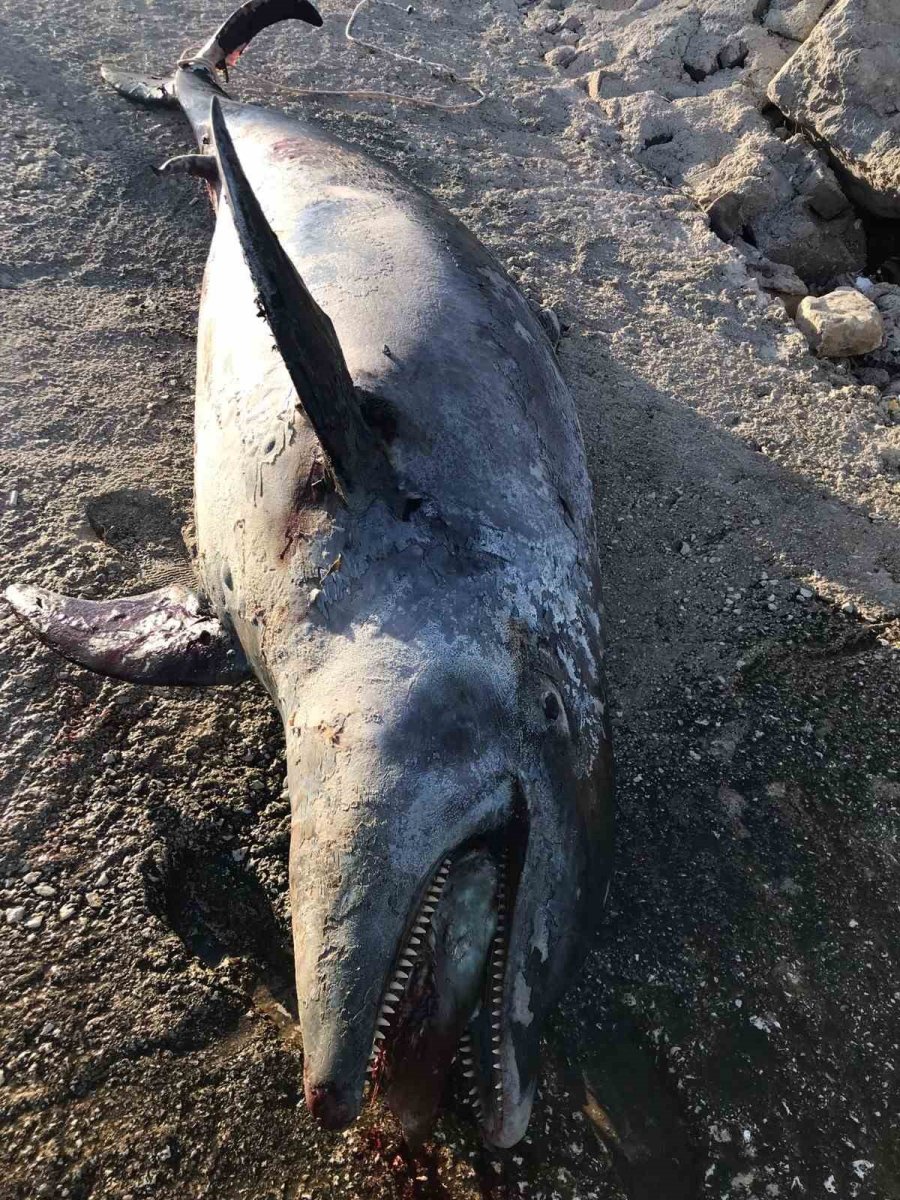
380,849,498,1146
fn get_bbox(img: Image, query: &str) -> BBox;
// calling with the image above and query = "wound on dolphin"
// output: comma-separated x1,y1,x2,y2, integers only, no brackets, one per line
4,0,615,1151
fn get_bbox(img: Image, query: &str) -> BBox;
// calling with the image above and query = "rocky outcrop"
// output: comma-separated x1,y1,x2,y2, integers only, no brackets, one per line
601,86,864,286
768,0,900,219
565,0,866,287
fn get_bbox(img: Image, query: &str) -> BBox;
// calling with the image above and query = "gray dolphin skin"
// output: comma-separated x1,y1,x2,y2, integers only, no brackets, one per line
4,0,614,1149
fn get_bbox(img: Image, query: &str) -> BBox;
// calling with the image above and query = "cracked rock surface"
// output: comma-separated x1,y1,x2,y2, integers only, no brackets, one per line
553,0,867,286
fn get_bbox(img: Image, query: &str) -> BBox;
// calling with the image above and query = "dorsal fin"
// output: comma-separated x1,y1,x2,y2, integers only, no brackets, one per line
209,96,391,506
4,583,250,687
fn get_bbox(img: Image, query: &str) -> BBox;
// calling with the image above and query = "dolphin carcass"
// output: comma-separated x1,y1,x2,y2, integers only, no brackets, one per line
5,0,614,1149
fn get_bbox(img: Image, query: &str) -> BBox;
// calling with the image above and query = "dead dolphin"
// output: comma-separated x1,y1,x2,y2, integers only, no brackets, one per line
4,0,614,1149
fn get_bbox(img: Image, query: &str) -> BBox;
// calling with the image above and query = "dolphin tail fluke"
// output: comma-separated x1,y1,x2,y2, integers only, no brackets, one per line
4,583,250,687
101,1,322,108
194,0,323,73
209,96,392,505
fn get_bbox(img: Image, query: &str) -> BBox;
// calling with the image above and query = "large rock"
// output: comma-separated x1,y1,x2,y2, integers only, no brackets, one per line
795,287,885,356
764,0,833,41
601,87,865,286
570,0,865,286
768,0,900,219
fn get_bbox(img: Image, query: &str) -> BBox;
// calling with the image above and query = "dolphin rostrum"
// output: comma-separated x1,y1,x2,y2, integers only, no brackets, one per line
5,0,614,1149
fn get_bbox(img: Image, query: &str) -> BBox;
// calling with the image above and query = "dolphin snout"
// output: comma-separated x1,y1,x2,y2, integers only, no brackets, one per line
304,1078,357,1130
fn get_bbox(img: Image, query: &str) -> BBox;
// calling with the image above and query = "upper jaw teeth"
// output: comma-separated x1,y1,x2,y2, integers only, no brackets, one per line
367,856,454,1065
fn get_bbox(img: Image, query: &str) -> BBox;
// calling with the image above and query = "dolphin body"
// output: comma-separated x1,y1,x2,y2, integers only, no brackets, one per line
5,0,614,1149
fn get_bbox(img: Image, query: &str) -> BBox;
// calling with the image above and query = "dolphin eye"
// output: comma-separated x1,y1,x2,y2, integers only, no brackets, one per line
542,692,561,722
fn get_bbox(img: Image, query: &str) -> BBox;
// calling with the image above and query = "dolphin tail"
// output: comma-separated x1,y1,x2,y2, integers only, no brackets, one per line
101,0,323,108
3,583,250,687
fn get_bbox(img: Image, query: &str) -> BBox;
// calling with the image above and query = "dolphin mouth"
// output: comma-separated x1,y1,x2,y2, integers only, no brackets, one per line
366,797,531,1146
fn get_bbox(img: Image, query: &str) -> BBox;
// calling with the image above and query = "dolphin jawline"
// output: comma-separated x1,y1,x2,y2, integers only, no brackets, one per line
355,802,531,1144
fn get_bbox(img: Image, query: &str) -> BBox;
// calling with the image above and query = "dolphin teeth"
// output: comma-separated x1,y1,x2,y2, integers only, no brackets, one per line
381,1003,396,1015
377,1017,391,1029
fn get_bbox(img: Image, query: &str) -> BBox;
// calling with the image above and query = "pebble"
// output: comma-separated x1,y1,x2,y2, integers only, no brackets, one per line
7,490,19,507
22,871,41,885
34,883,56,898
58,904,78,922
5,906,26,925
24,914,44,930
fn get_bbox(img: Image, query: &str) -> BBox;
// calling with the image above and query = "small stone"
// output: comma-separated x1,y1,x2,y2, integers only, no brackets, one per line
85,892,103,909
795,288,884,357
856,367,890,388
804,170,849,220
538,306,561,347
33,883,56,898
7,490,19,507
58,904,78,922
585,70,605,101
5,906,26,925
22,871,41,885
544,45,577,70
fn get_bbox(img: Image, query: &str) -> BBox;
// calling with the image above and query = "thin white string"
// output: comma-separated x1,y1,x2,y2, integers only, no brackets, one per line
269,0,486,111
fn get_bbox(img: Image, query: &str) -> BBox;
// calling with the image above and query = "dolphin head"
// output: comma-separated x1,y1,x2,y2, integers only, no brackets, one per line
280,617,613,1147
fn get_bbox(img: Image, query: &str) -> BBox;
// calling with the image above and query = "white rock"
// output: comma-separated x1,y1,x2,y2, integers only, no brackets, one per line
5,906,26,925
794,288,884,356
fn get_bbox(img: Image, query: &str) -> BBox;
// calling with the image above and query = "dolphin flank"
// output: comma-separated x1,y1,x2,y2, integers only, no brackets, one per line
4,0,615,1149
